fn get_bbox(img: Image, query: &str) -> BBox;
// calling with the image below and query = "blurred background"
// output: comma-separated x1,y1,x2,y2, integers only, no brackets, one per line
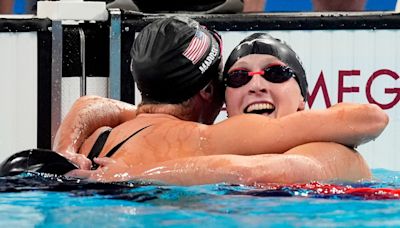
0,0,398,15
0,0,36,14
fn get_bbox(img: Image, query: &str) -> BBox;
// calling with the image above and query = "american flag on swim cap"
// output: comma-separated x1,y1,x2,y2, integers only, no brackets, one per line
183,29,210,64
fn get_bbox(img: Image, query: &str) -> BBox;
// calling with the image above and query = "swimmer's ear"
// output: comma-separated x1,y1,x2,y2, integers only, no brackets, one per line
297,97,306,111
199,82,214,101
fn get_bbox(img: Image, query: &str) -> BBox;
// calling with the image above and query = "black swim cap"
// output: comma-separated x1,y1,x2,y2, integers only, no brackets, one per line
0,149,78,176
130,16,222,104
223,33,308,101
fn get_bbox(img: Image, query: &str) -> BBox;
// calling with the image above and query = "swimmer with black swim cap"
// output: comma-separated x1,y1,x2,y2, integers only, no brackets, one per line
131,16,223,105
223,33,309,118
224,33,308,101
51,19,386,185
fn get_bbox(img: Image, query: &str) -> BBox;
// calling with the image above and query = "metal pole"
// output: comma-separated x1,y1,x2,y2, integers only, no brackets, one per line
51,20,63,147
109,8,121,100
78,27,87,96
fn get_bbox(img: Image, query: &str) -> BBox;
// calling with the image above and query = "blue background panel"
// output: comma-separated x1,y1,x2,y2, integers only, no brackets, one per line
265,0,397,12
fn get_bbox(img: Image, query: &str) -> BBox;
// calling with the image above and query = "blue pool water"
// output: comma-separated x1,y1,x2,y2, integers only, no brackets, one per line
0,169,399,227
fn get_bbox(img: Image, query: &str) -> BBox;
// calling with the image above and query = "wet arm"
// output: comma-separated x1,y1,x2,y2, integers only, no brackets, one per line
206,103,388,155
53,95,136,156
67,142,370,185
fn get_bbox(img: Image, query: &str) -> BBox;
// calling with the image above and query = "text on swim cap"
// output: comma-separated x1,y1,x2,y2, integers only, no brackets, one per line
199,46,218,74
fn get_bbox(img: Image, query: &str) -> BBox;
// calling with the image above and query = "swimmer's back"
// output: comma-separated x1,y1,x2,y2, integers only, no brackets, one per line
81,114,205,166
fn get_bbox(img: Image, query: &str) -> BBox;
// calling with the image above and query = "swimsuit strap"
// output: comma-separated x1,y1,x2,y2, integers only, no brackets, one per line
91,125,152,170
104,125,152,158
87,129,112,162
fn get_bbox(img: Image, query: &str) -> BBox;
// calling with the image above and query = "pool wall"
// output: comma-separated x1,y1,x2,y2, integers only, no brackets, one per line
1,5,399,170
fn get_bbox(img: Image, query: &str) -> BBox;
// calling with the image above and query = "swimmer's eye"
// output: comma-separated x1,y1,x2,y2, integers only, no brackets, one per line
225,65,296,88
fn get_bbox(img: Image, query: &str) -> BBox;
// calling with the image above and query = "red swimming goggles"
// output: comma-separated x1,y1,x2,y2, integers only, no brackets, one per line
224,65,296,88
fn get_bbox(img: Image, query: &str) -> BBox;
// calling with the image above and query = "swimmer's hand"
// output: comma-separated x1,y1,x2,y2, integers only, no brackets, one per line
65,157,131,182
61,152,92,170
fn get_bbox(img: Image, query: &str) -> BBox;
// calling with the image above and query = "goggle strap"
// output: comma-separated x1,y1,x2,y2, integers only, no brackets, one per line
247,71,264,76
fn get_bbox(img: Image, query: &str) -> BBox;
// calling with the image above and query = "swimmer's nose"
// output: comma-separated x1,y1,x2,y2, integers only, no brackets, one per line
248,73,268,94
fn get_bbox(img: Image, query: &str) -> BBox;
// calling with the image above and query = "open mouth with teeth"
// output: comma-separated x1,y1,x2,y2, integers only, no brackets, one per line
244,103,275,115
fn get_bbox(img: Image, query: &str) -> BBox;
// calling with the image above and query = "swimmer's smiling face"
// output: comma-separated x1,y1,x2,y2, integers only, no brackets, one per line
225,54,305,118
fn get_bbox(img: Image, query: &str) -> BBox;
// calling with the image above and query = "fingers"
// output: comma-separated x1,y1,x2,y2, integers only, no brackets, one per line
93,157,117,167
59,152,92,170
71,154,93,170
76,155,93,170
65,168,105,181
65,159,131,182
65,169,93,179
